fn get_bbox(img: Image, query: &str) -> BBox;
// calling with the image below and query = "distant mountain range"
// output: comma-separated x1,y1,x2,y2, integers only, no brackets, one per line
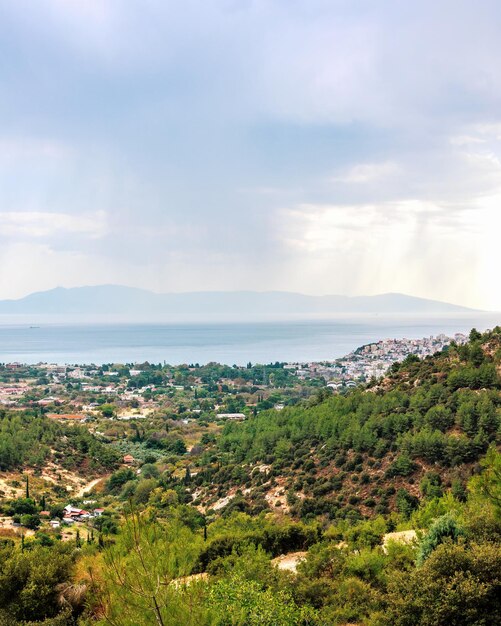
0,286,479,321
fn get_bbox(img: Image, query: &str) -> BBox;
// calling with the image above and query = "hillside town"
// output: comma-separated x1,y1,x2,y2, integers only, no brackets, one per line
285,332,469,388
0,333,469,417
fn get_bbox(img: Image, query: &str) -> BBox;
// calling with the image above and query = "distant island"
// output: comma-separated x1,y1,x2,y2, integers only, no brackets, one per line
0,285,479,321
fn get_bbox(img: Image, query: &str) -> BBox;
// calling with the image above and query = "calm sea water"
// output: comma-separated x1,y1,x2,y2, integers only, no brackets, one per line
0,314,498,365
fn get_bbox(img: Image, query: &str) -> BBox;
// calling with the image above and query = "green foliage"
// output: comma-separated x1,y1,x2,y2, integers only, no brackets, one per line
380,541,501,626
396,489,419,519
140,462,159,479
420,472,443,499
0,410,120,472
1,330,500,625
410,493,461,530
6,498,37,516
386,453,416,478
0,543,75,624
107,468,136,494
216,331,500,494
197,513,319,572
416,514,466,565
95,511,207,626
20,513,41,530
344,516,388,550
92,511,118,535
132,478,158,505
344,548,386,584
208,575,315,625
468,446,501,516
99,403,116,418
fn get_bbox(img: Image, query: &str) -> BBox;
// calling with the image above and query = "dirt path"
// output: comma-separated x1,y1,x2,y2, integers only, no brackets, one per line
382,530,418,553
0,477,23,498
171,573,209,588
271,551,307,573
75,476,108,497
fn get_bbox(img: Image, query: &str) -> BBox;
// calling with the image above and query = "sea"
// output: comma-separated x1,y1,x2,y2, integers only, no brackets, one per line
0,313,498,366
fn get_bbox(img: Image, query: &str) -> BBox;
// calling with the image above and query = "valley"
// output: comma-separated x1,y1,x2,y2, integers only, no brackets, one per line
0,327,499,624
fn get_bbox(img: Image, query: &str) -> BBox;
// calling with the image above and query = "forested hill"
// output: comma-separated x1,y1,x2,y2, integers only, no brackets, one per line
0,329,499,626
197,327,501,520
0,411,120,473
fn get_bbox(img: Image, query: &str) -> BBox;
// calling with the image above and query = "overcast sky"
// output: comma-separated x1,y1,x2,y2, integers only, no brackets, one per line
1,0,500,310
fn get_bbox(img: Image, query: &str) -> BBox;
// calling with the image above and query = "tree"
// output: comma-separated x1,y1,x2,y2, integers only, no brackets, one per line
95,511,206,626
469,446,501,516
381,541,501,626
141,463,160,479
0,543,75,623
451,479,467,503
208,574,315,625
10,497,37,515
420,472,443,499
416,514,465,565
469,328,482,342
133,479,157,505
100,403,116,418
107,468,136,493
396,489,419,519
50,504,65,519
20,513,41,530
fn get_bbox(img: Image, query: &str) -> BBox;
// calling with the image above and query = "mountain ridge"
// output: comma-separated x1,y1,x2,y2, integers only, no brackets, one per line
0,285,480,319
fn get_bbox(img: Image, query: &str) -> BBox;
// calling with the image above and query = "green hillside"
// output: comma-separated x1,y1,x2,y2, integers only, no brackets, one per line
191,327,500,521
0,410,121,474
0,328,499,625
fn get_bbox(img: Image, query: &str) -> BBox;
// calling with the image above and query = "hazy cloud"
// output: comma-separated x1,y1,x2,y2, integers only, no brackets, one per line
0,211,107,240
0,1,501,308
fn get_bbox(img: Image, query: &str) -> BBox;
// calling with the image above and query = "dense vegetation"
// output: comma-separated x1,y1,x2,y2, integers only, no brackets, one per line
1,448,499,625
189,328,501,520
0,410,120,472
0,328,499,624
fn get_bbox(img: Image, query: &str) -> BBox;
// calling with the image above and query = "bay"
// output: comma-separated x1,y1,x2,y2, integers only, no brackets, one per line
0,313,498,365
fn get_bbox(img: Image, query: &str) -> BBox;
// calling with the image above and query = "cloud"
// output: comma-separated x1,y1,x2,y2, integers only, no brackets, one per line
0,211,108,240
0,137,69,161
330,161,400,184
279,199,471,252
275,194,501,309
0,2,500,309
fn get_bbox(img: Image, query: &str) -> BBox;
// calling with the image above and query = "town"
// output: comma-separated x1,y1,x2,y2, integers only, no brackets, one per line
286,332,469,388
0,331,467,544
0,333,468,417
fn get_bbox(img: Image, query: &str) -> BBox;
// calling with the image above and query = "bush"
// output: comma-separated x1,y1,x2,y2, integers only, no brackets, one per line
20,513,41,530
416,514,466,566
382,541,501,626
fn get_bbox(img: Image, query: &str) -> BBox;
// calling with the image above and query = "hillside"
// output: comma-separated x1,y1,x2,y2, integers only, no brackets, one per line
0,410,120,475
191,327,501,520
0,285,477,319
0,328,499,625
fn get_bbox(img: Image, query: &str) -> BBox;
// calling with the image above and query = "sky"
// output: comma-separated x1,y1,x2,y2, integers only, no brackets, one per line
0,0,501,310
